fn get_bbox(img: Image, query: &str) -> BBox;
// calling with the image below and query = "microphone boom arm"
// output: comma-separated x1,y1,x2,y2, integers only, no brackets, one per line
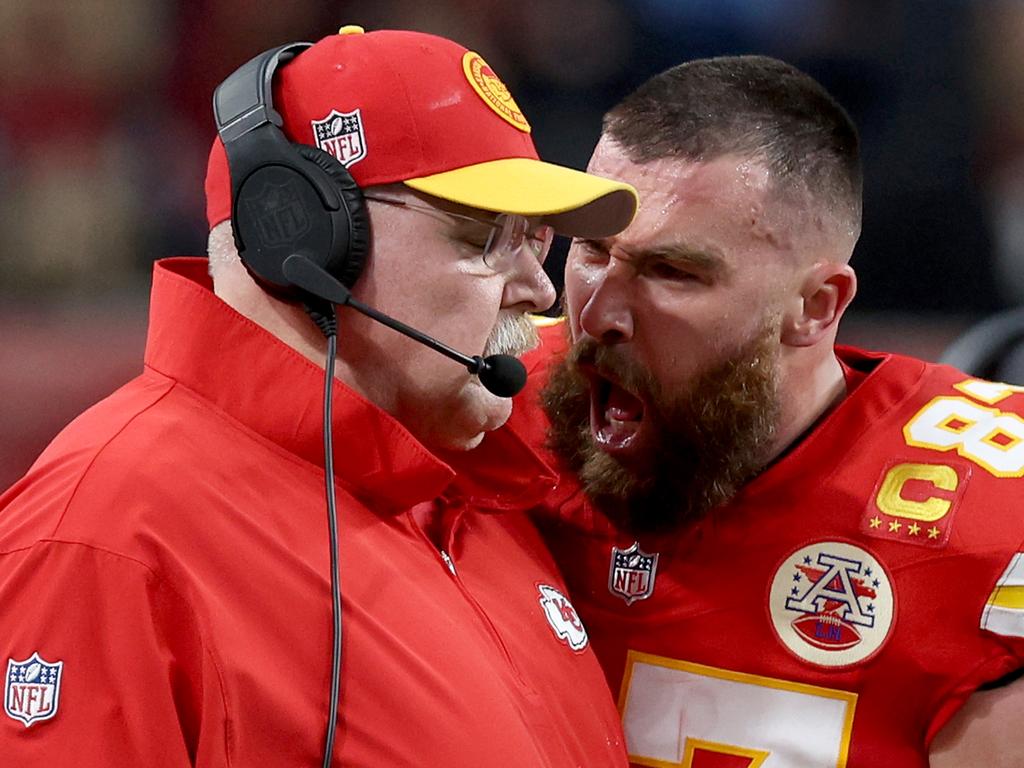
281,253,525,395
344,294,486,375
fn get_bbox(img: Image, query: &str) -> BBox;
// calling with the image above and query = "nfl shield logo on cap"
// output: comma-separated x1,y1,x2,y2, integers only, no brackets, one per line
609,542,659,605
312,109,367,168
5,652,64,727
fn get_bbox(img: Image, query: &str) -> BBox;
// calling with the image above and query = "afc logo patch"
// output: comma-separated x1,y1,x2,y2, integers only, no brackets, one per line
608,541,659,605
312,109,367,168
768,541,895,668
537,584,588,651
5,652,64,727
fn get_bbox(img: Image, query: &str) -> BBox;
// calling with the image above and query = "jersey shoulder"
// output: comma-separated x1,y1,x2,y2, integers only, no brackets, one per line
832,348,1024,643
828,346,1024,516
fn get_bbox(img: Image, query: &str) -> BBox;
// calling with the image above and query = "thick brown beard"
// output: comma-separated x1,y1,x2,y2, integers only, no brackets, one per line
542,326,781,534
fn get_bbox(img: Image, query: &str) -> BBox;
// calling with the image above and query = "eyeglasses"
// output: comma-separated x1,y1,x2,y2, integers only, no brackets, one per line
363,193,555,272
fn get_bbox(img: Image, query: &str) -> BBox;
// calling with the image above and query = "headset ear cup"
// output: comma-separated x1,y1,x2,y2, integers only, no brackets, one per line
295,145,370,288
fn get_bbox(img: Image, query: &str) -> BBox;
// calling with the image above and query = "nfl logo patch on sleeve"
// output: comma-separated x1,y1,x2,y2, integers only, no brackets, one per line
5,652,64,727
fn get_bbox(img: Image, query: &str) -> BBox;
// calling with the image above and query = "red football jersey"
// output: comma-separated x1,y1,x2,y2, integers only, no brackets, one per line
511,323,1024,767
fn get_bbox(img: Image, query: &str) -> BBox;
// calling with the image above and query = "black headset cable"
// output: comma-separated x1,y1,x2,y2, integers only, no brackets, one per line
304,300,343,768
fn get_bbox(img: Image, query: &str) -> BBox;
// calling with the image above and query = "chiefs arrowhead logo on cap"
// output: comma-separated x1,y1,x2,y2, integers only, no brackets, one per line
462,52,530,133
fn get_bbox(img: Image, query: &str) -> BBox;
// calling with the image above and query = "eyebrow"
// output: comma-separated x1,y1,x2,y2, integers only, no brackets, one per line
635,244,728,277
577,238,728,277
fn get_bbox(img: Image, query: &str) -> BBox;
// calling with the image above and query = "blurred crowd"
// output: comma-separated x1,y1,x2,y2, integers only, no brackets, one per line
3,0,1024,486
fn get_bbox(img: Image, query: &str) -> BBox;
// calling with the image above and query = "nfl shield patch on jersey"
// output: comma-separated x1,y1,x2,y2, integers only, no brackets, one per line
5,652,64,727
608,541,659,605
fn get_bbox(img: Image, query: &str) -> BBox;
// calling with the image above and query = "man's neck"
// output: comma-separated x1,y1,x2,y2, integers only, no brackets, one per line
769,348,848,464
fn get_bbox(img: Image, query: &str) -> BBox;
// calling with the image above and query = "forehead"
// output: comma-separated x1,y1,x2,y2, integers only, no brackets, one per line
587,138,785,262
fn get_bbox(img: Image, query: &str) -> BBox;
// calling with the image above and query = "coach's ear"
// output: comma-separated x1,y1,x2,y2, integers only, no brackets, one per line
781,261,857,347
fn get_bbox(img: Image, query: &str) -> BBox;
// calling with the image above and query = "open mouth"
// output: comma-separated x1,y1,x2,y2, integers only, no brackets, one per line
585,368,649,455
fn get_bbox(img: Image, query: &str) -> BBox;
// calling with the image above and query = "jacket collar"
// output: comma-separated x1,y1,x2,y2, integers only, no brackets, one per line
144,258,555,513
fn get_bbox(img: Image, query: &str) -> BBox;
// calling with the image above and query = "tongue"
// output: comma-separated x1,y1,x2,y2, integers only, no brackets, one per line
595,383,644,449
607,384,643,422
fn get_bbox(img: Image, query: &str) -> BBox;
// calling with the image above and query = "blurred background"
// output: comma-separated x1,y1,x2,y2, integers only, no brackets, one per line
3,0,1024,489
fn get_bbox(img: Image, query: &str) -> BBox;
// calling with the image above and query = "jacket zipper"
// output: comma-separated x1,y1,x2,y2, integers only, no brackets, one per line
410,510,529,687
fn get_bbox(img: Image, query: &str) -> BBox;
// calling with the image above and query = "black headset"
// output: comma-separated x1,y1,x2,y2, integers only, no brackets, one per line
213,43,361,768
212,43,370,297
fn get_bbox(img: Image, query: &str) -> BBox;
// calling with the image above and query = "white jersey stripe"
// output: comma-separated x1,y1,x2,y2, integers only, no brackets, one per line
982,553,1024,637
982,604,1024,639
995,553,1024,587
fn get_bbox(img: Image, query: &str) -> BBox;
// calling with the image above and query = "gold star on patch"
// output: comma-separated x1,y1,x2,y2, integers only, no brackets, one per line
869,516,882,529
908,522,921,536
928,526,941,539
888,520,902,533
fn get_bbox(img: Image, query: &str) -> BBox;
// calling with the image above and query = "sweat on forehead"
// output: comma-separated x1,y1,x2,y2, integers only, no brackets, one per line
592,135,855,267
590,145,771,232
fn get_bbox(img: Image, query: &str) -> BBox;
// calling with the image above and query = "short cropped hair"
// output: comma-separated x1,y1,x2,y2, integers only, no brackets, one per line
605,55,862,239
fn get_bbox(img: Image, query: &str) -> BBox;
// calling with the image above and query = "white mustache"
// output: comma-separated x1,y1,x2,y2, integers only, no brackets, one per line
483,313,540,358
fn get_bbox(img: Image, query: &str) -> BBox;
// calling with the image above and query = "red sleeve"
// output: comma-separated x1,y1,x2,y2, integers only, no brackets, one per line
0,541,227,766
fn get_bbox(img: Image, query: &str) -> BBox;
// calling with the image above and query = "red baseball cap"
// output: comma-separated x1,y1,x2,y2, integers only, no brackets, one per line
205,26,637,238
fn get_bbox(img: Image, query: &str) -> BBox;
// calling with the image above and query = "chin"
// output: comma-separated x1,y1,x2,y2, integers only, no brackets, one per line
421,386,512,453
449,431,487,451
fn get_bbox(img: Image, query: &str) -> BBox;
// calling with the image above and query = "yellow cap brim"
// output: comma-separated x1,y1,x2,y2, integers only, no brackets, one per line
404,157,637,238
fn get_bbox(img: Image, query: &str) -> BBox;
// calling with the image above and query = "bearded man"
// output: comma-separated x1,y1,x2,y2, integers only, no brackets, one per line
512,55,1024,767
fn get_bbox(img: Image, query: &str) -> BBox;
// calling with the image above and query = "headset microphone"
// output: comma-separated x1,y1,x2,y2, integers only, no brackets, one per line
282,254,528,397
